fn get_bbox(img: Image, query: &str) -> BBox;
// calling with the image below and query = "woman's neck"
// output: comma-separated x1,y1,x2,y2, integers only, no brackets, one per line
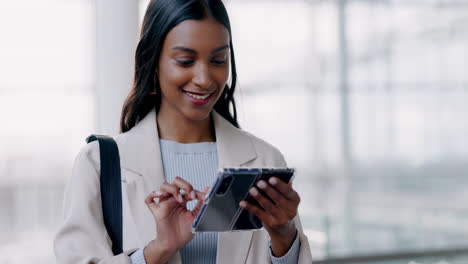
156,108,215,143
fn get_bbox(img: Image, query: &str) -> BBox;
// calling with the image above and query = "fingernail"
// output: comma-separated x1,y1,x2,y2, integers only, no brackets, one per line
190,190,196,199
239,201,247,208
257,180,267,189
155,191,161,196
178,194,184,203
269,177,278,185
249,188,258,196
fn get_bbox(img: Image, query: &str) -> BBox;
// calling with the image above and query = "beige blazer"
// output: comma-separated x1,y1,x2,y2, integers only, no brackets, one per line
54,109,313,264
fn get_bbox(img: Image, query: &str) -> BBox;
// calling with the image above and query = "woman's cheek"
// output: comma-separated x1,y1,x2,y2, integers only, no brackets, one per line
214,67,229,87
166,67,192,86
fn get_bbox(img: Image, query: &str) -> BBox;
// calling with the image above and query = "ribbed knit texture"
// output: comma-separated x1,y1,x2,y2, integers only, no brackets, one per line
160,139,219,264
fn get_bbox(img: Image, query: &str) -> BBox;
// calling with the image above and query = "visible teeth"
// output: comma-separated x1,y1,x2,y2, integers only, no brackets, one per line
186,92,210,100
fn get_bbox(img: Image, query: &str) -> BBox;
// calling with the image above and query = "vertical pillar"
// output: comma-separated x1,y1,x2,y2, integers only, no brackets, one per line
95,0,139,135
338,1,351,161
337,0,354,252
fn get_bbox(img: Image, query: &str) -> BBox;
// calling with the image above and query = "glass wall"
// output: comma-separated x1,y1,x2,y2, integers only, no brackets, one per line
223,0,468,261
0,0,95,263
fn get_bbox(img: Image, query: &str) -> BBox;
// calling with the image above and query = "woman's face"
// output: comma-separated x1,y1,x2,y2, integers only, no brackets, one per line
157,18,230,122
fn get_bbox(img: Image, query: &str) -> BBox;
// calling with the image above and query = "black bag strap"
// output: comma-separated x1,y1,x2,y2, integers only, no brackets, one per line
86,134,123,255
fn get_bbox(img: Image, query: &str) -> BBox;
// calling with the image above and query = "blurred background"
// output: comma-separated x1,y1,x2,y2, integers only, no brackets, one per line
1,0,467,263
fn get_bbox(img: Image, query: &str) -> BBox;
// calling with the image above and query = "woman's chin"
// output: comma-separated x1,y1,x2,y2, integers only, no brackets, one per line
181,107,213,122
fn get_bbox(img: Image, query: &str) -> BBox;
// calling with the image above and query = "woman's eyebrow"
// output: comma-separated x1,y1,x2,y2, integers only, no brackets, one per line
211,44,229,53
172,46,196,53
172,44,230,54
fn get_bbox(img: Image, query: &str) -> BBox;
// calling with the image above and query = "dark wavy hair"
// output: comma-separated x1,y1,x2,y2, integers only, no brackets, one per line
120,0,239,133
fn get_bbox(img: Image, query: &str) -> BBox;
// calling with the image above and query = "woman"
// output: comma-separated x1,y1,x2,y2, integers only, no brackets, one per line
54,0,312,263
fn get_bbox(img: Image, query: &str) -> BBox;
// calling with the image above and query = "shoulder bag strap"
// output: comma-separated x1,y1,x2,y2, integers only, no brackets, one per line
86,134,123,255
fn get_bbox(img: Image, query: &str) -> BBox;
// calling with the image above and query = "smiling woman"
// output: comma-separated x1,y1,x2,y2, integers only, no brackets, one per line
157,18,231,125
53,0,312,264
120,0,239,135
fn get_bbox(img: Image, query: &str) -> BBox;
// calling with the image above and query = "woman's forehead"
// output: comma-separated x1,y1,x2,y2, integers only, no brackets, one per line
163,18,230,53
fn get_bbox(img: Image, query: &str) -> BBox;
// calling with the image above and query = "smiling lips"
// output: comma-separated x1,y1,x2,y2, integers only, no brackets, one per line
183,90,215,105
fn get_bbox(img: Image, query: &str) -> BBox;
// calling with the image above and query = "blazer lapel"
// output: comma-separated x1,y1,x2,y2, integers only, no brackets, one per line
213,111,257,264
118,110,167,248
212,111,257,167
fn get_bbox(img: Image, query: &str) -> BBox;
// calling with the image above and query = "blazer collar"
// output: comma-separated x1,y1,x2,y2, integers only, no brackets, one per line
119,108,257,179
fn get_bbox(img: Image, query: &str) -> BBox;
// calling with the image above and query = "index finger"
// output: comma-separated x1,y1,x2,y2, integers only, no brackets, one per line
172,176,196,199
195,186,210,201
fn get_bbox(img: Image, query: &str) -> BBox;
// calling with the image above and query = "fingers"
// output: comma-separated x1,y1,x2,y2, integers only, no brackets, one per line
160,182,181,201
145,191,158,204
160,177,200,203
145,191,174,206
159,182,187,203
239,200,268,220
191,186,211,216
145,191,160,209
195,186,210,201
239,177,301,227
263,178,301,219
256,180,286,206
268,177,300,203
173,177,196,199
159,179,208,205
248,187,282,218
192,198,205,216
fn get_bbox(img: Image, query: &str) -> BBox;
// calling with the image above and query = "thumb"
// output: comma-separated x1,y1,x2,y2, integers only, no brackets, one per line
145,191,161,211
192,187,211,215
197,186,211,201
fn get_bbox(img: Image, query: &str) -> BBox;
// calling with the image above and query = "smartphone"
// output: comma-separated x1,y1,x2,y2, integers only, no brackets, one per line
192,168,295,233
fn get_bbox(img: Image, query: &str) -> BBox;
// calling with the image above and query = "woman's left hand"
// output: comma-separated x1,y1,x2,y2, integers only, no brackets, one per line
239,177,301,257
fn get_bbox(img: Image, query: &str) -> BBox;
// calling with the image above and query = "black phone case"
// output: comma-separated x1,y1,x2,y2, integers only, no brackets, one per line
192,168,294,232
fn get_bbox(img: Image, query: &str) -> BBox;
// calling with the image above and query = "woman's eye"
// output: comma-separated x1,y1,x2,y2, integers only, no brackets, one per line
212,60,226,65
176,60,194,66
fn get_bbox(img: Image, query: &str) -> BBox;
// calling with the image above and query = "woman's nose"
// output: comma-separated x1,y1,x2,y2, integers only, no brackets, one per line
192,63,213,89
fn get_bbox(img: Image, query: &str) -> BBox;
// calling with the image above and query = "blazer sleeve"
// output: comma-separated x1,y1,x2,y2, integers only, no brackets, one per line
245,139,313,264
54,142,137,264
276,150,313,264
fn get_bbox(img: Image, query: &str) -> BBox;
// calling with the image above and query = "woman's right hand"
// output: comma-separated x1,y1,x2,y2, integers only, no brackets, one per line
143,177,209,264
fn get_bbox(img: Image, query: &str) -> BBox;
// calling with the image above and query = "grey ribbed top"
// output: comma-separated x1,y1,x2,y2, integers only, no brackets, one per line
160,139,219,264
130,139,302,264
